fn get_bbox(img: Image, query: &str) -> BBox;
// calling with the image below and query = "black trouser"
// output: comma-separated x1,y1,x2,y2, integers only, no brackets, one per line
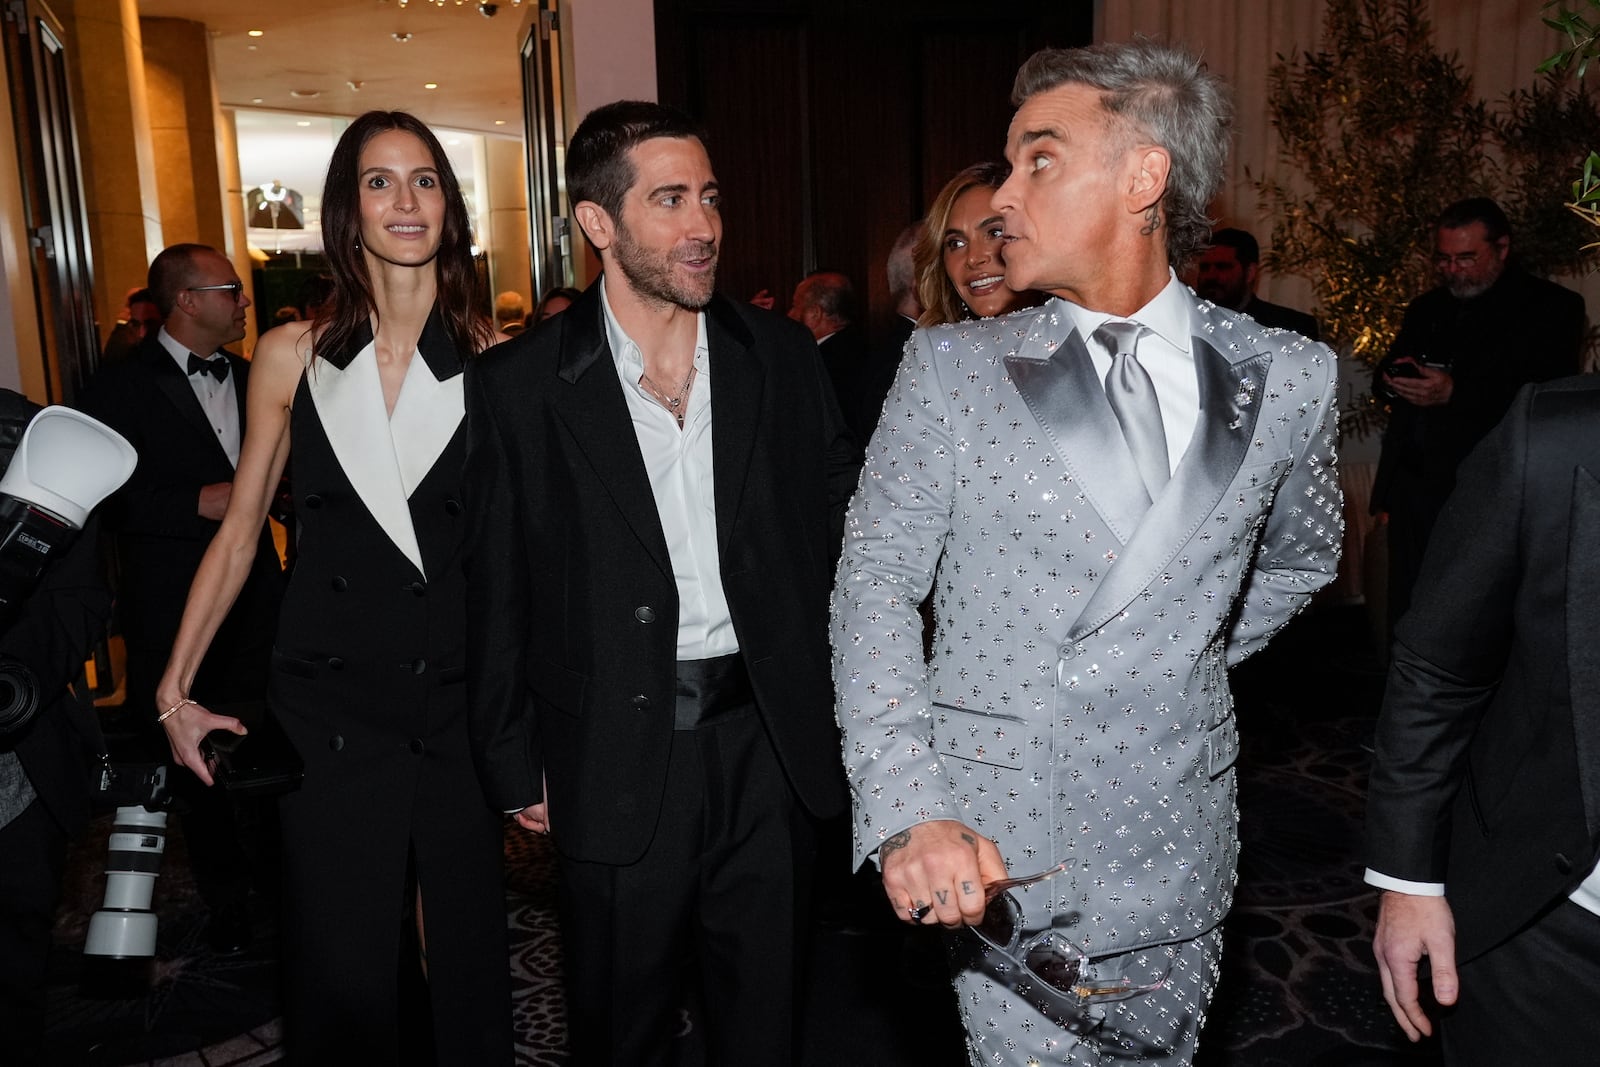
1440,897,1600,1064
557,655,812,1066
0,799,68,1065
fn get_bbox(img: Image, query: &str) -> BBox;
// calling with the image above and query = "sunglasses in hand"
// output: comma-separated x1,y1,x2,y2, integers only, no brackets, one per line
969,861,1172,1006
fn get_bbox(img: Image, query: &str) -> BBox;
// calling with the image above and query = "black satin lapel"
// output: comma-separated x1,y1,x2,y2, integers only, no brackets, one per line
708,300,761,552
145,344,224,455
556,285,609,384
1069,340,1271,640
1004,329,1151,544
229,351,249,432
417,307,465,379
319,318,375,371
553,342,674,583
1566,465,1600,837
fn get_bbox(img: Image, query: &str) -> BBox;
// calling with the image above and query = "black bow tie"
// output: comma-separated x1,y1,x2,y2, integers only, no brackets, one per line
188,353,230,382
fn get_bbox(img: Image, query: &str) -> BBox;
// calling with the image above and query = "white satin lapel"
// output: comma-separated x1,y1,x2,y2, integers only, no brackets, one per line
307,342,428,577
390,350,464,498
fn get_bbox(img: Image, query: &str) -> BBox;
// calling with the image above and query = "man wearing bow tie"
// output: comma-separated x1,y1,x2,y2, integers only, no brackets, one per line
831,42,1342,1064
79,243,282,953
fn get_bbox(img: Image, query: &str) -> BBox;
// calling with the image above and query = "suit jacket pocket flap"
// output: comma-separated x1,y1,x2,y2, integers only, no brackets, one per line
526,659,588,718
933,702,1027,770
1206,716,1239,779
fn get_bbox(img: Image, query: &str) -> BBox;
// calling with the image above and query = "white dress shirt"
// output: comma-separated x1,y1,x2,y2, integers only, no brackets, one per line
1057,270,1201,475
601,279,737,659
1366,853,1600,917
159,326,241,468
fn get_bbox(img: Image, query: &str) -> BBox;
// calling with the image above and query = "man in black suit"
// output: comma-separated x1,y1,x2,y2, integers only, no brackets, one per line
1371,198,1586,628
1366,377,1600,1063
464,101,857,1065
788,269,883,446
78,243,281,952
1194,227,1320,339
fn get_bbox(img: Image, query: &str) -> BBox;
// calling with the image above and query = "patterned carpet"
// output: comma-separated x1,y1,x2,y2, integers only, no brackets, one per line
34,606,1447,1065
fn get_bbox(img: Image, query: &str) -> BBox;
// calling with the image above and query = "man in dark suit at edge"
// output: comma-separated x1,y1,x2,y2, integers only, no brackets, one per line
463,101,858,1064
1367,376,1600,1063
78,243,282,953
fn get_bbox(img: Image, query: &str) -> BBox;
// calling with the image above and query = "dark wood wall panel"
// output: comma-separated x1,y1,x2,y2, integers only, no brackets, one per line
655,2,1089,336
680,20,810,309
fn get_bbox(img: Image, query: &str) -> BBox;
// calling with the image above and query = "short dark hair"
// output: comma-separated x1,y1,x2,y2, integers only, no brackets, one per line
1437,197,1511,243
566,101,708,229
127,287,156,309
147,243,218,317
1206,227,1259,266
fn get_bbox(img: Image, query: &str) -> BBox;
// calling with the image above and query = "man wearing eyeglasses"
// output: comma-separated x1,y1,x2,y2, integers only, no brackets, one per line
1370,198,1585,631
832,42,1341,1065
78,243,283,954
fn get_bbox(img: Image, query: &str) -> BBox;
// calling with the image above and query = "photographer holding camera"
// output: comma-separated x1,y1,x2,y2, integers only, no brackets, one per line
0,390,117,1063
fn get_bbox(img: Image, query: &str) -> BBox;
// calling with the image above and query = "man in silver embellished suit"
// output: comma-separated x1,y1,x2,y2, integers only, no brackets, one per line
830,42,1342,1064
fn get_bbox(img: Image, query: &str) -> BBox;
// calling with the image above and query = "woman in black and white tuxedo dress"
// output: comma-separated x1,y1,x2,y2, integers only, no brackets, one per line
155,112,511,1065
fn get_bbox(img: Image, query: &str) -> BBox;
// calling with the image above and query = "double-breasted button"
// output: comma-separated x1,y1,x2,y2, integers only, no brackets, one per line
407,581,426,597
1556,852,1575,875
327,656,344,671
410,658,427,675
409,738,425,755
328,734,344,752
444,498,462,516
631,694,650,710
331,576,349,592
634,606,656,623
1057,643,1077,661
304,494,322,510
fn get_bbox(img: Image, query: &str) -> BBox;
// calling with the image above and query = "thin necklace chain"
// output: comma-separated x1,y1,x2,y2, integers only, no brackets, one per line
639,364,697,427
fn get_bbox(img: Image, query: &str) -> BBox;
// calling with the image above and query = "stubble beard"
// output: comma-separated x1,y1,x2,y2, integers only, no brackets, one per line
613,221,718,311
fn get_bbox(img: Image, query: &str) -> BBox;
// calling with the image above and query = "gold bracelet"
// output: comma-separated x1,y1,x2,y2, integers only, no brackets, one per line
158,697,196,723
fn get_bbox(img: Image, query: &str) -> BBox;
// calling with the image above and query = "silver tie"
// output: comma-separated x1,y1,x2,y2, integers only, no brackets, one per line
1096,321,1170,502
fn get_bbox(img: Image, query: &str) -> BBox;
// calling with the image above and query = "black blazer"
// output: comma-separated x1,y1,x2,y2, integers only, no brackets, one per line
463,287,858,865
1366,376,1600,962
77,337,280,679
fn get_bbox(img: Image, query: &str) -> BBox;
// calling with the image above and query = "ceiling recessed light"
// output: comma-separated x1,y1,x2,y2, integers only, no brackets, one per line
494,119,506,126
290,89,321,99
252,97,264,104
246,44,257,51
247,29,264,37
423,82,438,90
392,32,413,43
296,121,312,127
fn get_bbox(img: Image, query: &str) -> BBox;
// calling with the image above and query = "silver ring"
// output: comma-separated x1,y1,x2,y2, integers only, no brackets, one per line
908,903,932,922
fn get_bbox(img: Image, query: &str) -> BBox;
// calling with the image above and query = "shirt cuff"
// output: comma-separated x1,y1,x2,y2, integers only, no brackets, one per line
1364,868,1445,896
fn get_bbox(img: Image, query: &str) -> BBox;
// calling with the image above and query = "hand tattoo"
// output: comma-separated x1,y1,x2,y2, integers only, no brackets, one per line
960,832,977,847
935,890,949,905
961,880,976,895
881,829,912,858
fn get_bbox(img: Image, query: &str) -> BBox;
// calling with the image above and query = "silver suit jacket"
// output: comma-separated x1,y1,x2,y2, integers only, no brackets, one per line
831,294,1342,957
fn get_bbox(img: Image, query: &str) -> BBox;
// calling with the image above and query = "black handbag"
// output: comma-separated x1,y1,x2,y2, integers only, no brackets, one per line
200,700,304,795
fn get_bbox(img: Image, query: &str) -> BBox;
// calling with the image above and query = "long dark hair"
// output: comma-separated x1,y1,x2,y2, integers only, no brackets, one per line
315,110,493,362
